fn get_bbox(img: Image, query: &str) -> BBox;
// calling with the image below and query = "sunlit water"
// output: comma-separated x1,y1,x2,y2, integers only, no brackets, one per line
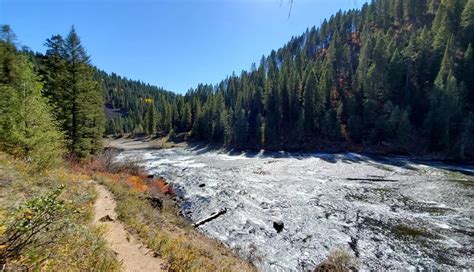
117,147,473,271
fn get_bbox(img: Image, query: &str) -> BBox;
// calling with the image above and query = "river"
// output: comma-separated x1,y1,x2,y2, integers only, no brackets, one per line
116,147,473,271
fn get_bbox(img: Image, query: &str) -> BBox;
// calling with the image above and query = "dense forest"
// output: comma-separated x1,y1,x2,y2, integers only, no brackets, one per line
2,0,474,161
95,70,178,136
104,0,473,158
0,25,105,165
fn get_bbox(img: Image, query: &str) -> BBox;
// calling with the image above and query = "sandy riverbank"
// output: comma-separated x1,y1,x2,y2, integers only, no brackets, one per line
105,136,187,150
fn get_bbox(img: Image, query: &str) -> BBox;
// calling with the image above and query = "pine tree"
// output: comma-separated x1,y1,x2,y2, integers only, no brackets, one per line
280,73,291,145
181,103,192,132
457,112,474,157
145,105,157,136
0,26,64,168
43,34,67,120
233,109,248,148
435,36,456,87
432,0,466,50
254,113,263,149
264,83,280,149
211,94,227,142
303,70,317,137
461,0,474,43
247,86,264,149
42,26,105,157
463,44,474,111
396,109,412,146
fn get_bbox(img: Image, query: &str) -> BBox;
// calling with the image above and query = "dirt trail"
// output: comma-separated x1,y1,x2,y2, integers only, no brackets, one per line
93,183,167,272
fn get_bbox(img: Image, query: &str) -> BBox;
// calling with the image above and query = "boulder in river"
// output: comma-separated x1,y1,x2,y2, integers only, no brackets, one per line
273,221,284,233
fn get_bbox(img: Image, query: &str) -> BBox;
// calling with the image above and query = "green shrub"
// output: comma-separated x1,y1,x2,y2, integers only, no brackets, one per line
0,186,67,264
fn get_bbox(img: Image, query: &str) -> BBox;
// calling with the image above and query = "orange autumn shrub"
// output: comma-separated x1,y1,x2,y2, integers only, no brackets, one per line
149,178,174,196
126,176,148,192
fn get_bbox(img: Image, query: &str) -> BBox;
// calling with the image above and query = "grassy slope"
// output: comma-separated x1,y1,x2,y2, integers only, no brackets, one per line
0,152,120,271
94,172,256,272
0,149,254,271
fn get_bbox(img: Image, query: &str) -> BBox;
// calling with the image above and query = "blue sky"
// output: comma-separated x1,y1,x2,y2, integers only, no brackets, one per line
1,0,366,93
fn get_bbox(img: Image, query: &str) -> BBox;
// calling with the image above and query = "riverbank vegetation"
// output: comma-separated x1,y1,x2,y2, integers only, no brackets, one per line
68,150,256,271
0,23,121,269
0,152,120,270
97,174,255,271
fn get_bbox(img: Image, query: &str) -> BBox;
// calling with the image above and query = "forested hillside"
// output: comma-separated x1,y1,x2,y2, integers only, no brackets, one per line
4,0,472,158
105,0,473,158
94,70,178,136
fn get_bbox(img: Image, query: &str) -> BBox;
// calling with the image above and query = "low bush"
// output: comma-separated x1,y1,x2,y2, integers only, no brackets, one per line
92,148,143,176
314,248,358,272
1,186,68,263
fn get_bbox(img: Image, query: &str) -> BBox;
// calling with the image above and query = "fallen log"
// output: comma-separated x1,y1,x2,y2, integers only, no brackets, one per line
192,208,227,228
368,175,385,178
447,179,471,182
346,178,398,182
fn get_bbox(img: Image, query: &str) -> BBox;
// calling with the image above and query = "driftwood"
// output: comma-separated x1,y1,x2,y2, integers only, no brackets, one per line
447,179,471,182
346,178,398,182
192,208,227,228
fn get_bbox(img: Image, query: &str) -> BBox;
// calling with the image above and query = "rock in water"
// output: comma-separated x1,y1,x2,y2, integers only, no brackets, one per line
273,221,284,233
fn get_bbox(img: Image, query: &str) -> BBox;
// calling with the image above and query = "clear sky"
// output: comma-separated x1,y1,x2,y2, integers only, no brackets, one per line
1,0,366,93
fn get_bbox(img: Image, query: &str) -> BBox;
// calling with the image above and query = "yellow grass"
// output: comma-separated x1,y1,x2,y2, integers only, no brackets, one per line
95,172,256,272
0,152,120,271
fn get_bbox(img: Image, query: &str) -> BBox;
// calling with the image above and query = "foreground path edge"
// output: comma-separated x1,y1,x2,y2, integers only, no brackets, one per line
93,182,166,272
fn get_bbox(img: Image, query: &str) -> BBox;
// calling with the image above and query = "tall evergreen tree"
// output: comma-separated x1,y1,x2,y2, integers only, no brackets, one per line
461,0,474,44
145,104,157,136
303,70,317,137
42,26,105,157
264,83,280,148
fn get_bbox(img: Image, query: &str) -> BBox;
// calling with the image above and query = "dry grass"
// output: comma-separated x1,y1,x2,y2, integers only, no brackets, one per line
0,152,120,271
94,171,256,272
314,248,358,272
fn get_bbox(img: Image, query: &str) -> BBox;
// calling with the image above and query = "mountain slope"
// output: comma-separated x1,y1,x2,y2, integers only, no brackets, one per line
107,0,473,158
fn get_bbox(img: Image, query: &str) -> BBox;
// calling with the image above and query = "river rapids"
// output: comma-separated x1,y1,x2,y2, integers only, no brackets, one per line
116,147,473,271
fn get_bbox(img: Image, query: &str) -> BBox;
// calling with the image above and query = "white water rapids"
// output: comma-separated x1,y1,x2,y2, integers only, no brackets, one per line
116,147,473,271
